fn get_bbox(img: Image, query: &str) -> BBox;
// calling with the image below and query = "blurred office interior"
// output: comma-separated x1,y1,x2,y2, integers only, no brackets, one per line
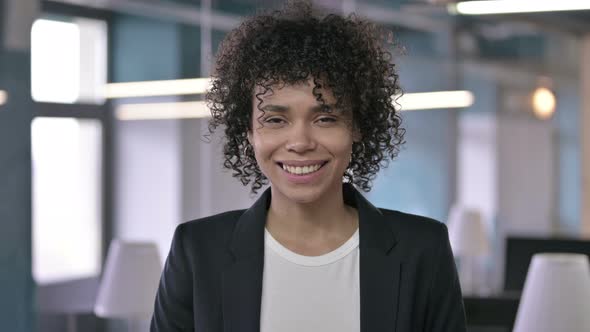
1,0,589,331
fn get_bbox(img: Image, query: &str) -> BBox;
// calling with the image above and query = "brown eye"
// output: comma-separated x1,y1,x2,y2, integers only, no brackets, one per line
263,117,287,127
318,117,336,122
316,117,337,125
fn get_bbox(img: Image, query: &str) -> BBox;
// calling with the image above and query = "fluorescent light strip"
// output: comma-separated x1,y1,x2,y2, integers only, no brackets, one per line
0,90,7,106
397,90,474,111
450,0,590,15
116,101,210,120
105,78,211,98
116,90,473,120
105,77,476,113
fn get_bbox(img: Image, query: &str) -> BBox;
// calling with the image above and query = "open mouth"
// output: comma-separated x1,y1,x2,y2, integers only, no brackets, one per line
277,161,329,176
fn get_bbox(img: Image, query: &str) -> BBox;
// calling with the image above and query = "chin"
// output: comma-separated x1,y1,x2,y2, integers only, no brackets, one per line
286,192,323,204
271,180,338,205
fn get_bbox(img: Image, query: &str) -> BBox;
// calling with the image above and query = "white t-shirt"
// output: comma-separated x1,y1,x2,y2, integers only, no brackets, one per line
260,227,360,332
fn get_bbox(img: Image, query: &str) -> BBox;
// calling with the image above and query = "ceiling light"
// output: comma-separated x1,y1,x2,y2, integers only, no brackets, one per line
106,78,475,112
450,0,590,15
397,90,475,111
115,101,210,120
105,78,211,98
531,87,556,120
115,90,474,120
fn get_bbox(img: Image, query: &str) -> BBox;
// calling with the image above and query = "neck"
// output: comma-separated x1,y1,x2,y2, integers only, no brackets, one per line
266,184,358,243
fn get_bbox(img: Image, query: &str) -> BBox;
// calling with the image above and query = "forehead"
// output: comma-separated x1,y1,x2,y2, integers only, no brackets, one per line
253,79,337,106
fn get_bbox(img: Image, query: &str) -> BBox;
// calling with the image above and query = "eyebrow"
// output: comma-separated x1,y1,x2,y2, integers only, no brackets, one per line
259,104,338,113
260,104,289,113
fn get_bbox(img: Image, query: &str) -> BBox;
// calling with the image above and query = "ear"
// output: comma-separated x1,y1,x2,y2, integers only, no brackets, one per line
247,130,253,146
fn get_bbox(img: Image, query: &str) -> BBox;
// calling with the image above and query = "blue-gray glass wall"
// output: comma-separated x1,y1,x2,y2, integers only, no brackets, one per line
0,0,35,330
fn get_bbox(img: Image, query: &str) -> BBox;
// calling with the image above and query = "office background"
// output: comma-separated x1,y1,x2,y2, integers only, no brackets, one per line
1,0,589,331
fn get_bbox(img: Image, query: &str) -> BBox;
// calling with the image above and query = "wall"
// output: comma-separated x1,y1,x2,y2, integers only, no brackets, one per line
180,24,256,222
110,14,183,331
0,0,36,330
367,56,458,222
581,35,590,236
112,14,182,264
457,58,577,292
180,120,256,221
111,14,256,259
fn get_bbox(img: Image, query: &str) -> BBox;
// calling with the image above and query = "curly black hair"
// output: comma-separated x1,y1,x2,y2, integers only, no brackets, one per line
206,0,405,194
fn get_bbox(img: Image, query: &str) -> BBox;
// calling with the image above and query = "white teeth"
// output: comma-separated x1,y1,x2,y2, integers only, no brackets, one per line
282,163,323,175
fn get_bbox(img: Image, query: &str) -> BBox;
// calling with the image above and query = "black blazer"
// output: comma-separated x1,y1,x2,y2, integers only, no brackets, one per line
151,184,467,332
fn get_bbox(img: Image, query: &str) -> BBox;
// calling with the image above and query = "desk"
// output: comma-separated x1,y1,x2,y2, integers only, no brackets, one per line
37,278,518,331
464,292,520,331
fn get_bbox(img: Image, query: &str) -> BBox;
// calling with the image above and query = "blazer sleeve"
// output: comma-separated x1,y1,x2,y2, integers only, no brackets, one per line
424,223,467,332
151,223,195,331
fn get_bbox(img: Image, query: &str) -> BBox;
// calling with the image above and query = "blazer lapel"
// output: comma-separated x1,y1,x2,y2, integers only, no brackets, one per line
221,188,270,332
222,184,400,332
344,185,401,332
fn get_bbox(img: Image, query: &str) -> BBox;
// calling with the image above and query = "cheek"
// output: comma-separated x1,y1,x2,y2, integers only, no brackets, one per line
322,131,354,153
251,134,278,161
333,142,353,156
318,143,353,166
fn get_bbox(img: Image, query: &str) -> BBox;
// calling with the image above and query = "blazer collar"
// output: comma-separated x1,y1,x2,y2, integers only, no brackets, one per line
228,182,398,260
222,183,401,332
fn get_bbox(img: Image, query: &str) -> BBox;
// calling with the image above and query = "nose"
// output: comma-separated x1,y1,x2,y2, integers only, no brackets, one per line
285,122,316,153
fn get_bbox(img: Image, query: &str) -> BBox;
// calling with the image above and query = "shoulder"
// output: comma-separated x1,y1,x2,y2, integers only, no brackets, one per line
173,209,246,247
379,208,447,235
377,208,449,252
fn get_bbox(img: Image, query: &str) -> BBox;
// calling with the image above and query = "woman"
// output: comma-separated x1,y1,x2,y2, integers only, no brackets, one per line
151,1,466,331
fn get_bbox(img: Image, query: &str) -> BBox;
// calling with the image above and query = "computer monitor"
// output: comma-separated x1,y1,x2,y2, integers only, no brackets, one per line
504,236,590,292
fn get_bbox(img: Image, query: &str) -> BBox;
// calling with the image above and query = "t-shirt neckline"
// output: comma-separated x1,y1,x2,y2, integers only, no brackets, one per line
264,227,359,267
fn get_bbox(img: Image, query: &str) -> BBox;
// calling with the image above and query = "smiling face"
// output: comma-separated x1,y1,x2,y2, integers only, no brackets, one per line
247,79,359,205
